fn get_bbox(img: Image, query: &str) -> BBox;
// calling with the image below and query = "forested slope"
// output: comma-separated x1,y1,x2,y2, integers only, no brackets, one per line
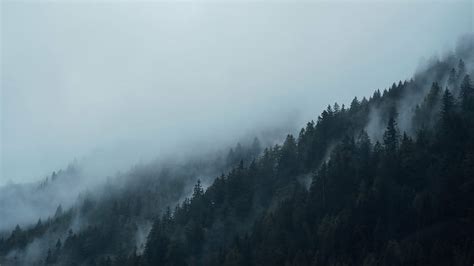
1,38,473,266
140,61,474,265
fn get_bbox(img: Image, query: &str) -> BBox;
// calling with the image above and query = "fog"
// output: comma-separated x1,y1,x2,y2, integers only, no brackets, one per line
1,1,472,185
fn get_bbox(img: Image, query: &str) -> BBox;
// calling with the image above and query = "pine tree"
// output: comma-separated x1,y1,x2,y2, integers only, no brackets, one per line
54,204,63,217
440,88,455,123
251,137,261,158
383,115,399,153
144,219,170,265
350,97,360,111
457,59,466,79
278,134,298,178
192,180,204,199
45,248,54,265
460,75,473,111
448,68,456,86
426,82,441,109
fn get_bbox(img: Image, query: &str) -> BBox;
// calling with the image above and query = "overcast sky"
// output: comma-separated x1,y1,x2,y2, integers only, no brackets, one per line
1,1,472,184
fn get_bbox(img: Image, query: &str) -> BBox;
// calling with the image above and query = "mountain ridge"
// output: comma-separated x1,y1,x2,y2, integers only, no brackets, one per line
1,36,473,265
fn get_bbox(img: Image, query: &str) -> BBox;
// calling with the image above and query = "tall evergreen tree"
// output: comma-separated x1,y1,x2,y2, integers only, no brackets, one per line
383,115,399,153
460,74,473,111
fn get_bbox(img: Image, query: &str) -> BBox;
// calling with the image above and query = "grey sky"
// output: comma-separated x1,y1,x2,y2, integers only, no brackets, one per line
1,1,472,184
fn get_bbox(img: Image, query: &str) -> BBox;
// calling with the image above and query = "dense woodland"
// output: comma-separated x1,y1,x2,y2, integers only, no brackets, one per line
1,43,473,265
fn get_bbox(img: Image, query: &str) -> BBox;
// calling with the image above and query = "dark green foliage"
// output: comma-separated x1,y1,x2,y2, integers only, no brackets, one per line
1,54,473,266
460,75,474,111
413,82,442,130
139,57,474,265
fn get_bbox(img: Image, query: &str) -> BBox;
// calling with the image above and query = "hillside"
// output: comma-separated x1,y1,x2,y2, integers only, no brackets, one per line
1,38,473,266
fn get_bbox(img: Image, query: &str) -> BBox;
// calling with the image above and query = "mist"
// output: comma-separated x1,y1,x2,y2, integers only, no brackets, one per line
2,2,474,265
1,1,472,186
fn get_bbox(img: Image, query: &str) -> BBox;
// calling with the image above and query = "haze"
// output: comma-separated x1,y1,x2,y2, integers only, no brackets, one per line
1,1,472,185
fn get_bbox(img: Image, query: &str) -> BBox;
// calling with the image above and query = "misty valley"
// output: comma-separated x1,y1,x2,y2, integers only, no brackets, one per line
1,36,473,265
2,1,474,265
